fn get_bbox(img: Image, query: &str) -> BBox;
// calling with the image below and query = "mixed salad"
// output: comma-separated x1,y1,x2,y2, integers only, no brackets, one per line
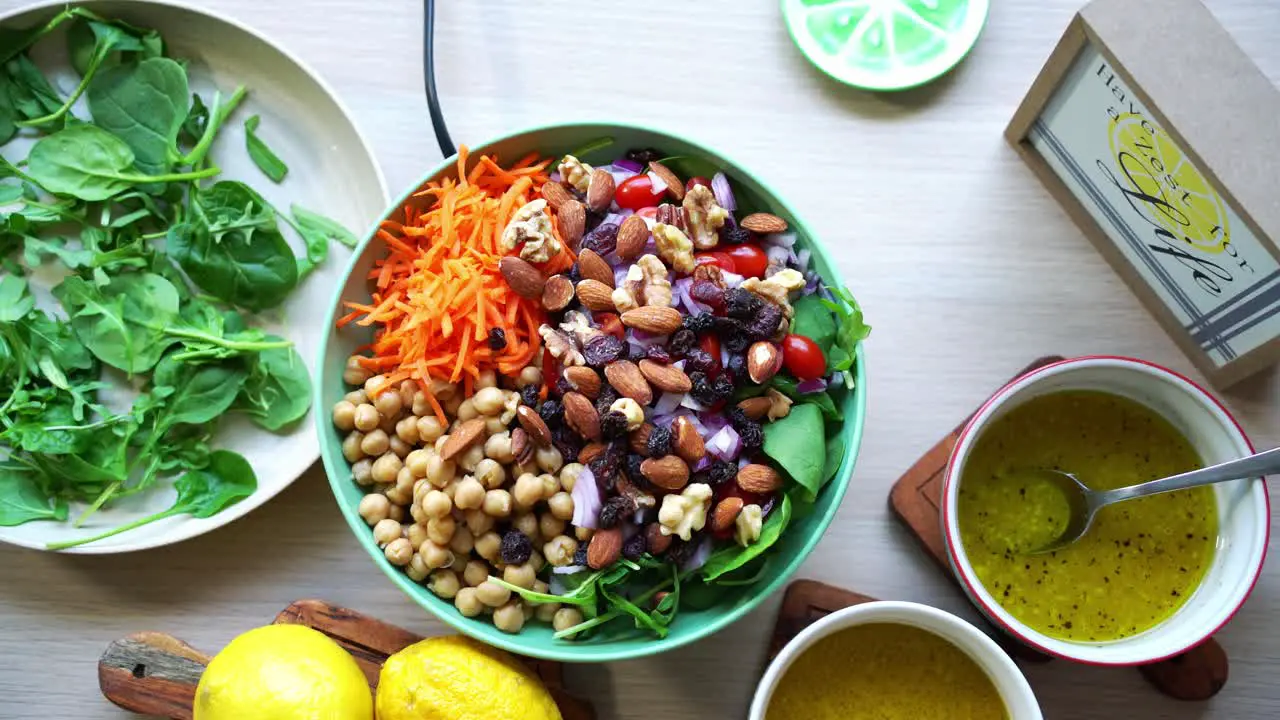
0,8,355,548
334,143,868,639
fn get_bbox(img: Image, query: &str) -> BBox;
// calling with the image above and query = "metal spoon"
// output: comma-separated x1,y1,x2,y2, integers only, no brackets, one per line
1021,447,1280,554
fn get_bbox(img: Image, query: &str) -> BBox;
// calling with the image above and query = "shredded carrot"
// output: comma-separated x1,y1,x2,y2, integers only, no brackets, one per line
340,146,560,394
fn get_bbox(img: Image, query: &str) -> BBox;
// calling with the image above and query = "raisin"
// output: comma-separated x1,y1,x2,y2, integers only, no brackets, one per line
666,538,695,566
724,288,763,319
623,532,647,560
590,451,621,492
727,407,750,429
600,411,629,440
682,312,716,335
689,371,719,406
712,374,733,401
500,531,533,565
540,399,564,427
720,223,751,245
583,335,625,368
694,460,734,487
724,330,751,354
628,343,648,362
626,453,646,483
725,353,746,380
646,345,671,364
554,377,573,396
566,263,582,284
520,384,540,408
625,147,664,165
746,303,783,340
597,496,635,529
646,425,672,457
738,422,763,451
488,327,507,351
595,385,620,416
581,223,619,256
668,328,696,357
552,425,581,463
573,544,589,566
690,280,725,311
683,348,715,375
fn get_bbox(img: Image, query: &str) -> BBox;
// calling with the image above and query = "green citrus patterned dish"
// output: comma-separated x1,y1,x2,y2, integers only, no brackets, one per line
315,122,867,662
783,0,989,91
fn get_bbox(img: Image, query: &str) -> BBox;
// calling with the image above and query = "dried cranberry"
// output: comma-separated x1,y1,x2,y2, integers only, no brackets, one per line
583,335,625,368
690,280,725,311
682,312,715,335
668,328,696,357
724,288,763,319
646,425,673,457
623,532,647,560
500,531,533,565
746,303,783,340
597,496,634,529
683,348,715,375
581,223,619,256
600,411,629,440
488,328,507,351
646,345,672,364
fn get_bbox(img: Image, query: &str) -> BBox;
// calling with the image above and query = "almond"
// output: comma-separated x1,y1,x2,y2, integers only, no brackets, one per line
615,215,649,262
558,199,586,250
604,360,652,405
737,396,771,421
670,415,706,465
638,359,693,393
587,527,623,569
737,463,783,494
620,306,682,335
641,455,689,491
578,442,607,465
628,422,655,455
562,392,601,441
747,341,783,384
499,256,545,299
541,181,573,211
740,212,788,234
516,405,552,447
510,426,534,466
577,248,614,287
575,279,617,312
585,168,615,213
645,522,672,555
655,203,685,230
563,366,602,398
647,161,685,201
711,497,744,533
440,418,486,461
542,274,574,311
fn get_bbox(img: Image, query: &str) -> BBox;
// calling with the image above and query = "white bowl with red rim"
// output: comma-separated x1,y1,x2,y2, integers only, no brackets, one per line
942,356,1270,665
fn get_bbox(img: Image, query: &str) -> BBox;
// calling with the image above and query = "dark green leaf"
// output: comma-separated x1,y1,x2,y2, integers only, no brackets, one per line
790,294,836,354
768,375,841,421
180,92,208,145
87,57,188,175
26,124,215,201
235,341,311,431
0,74,17,145
293,205,357,247
53,272,180,372
0,274,33,322
600,585,668,638
65,17,97,76
822,433,846,484
0,467,67,526
762,403,825,500
23,235,94,269
243,114,287,182
153,357,248,428
5,55,63,118
701,494,792,582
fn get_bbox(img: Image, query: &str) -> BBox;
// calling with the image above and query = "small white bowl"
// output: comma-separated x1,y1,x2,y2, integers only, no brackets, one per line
942,356,1270,665
751,600,1042,720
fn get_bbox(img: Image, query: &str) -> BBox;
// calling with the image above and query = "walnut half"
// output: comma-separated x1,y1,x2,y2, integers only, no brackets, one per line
558,155,593,193
682,185,729,249
500,199,561,263
538,324,584,367
652,223,695,274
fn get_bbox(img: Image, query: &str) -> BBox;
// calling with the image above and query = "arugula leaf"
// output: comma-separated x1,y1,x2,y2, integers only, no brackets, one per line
762,403,826,500
790,294,836,354
234,341,311,431
87,57,189,175
0,275,34,322
243,115,287,182
0,467,67,526
600,585,669,638
53,272,180,373
818,287,869,388
701,494,792,582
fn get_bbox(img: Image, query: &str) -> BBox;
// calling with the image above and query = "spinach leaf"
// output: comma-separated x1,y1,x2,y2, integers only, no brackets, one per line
680,577,730,609
66,17,98,77
235,341,311,431
180,85,247,169
46,449,257,550
53,272,180,373
87,57,188,175
790,294,836,354
23,312,95,372
0,7,88,65
822,432,846,485
243,114,287,182
769,374,841,421
762,403,826,500
5,55,63,119
600,585,669,638
26,125,218,201
180,92,209,145
0,74,17,145
0,467,67,526
701,494,792,582
153,357,248,427
17,20,145,128
2,399,90,455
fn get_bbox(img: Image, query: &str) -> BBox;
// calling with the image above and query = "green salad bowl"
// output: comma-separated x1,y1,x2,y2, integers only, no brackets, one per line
315,122,867,662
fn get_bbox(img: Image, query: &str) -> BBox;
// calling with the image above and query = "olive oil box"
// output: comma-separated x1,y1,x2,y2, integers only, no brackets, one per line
1006,0,1280,389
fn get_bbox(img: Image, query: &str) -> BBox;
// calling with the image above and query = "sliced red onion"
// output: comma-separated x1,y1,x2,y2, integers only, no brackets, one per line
674,277,711,315
720,270,745,288
550,170,563,183
642,236,658,252
719,345,730,368
613,157,643,173
633,509,648,525
693,455,713,472
681,535,713,572
602,212,628,227
571,466,602,529
802,271,821,295
706,425,741,461
765,244,791,269
614,266,630,285
764,232,797,249
553,564,588,575
827,371,847,389
606,166,637,188
653,392,683,416
797,249,811,271
699,411,729,435
680,393,709,412
711,172,736,212
646,170,668,193
796,378,828,394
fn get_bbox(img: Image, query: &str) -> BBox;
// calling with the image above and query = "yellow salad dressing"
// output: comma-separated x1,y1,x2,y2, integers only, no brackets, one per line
766,623,1007,720
958,391,1217,642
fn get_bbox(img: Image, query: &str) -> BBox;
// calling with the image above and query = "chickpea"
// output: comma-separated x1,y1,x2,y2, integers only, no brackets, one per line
427,515,456,545
512,512,538,539
457,443,485,473
450,526,474,556
543,535,578,566
343,355,373,386
394,417,419,445
386,485,412,507
553,607,585,633
429,379,459,400
523,601,536,621
535,446,563,474
364,374,390,398
503,562,536,590
379,412,399,435
548,492,575,521
416,415,446,444
454,587,483,617
529,550,545,574
371,452,402,485
406,553,429,582
539,473,560,500
536,602,560,623
472,387,506,416
389,435,412,459
399,379,419,409
332,401,357,431
575,526,594,542
372,518,402,546
361,429,390,457
449,553,470,573
388,503,407,523
409,501,426,525
475,531,502,563
512,473,543,510
375,389,403,418
351,458,374,487
464,509,495,537
452,477,485,511
539,513,566,541
559,463,583,493
483,416,506,437
353,403,380,432
441,478,459,501
384,538,413,566
425,454,456,488
483,432,515,464
493,601,525,633
410,391,431,417
358,493,391,525
518,365,543,388
407,522,429,549
428,569,461,599
482,489,513,518
533,579,550,594
513,460,539,479
456,399,478,422
463,559,490,587
405,449,431,479
344,389,369,405
476,369,497,389
443,393,464,416
413,478,431,505
342,432,366,462
473,458,506,490
419,540,453,569
476,581,511,608
420,489,452,519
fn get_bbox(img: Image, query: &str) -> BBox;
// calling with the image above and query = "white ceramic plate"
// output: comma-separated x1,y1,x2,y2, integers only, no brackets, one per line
0,0,389,553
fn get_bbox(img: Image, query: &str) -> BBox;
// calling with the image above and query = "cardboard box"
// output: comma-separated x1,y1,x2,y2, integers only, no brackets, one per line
1006,0,1280,389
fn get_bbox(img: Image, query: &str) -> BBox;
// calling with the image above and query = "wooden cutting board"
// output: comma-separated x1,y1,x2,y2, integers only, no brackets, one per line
99,599,595,719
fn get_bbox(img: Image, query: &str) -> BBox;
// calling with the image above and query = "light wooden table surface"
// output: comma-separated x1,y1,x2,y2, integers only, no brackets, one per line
2,1,1278,718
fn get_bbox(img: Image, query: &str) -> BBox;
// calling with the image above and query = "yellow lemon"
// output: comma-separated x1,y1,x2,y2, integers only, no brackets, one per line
193,624,373,720
376,635,561,720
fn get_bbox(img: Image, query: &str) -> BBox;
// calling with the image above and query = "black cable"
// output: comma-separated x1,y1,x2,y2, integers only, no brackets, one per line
423,0,456,158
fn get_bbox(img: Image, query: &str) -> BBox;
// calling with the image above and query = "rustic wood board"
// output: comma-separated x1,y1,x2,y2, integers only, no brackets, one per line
888,356,1229,700
99,599,594,719
766,579,877,661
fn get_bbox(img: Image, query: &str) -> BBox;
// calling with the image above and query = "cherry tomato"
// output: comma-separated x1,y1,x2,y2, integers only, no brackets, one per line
636,206,660,220
698,334,723,378
596,312,626,341
694,252,736,273
542,348,561,395
686,176,712,192
781,334,826,381
724,244,768,279
615,175,665,211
